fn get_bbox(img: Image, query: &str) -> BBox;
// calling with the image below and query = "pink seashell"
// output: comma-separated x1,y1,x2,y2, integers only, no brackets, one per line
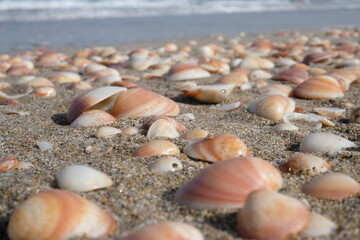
132,140,180,157
349,107,360,123
299,213,337,237
142,116,186,132
273,67,309,85
7,189,116,240
239,55,274,69
111,87,179,118
293,75,344,100
36,52,69,68
237,190,309,240
181,84,235,104
122,221,203,240
215,71,248,86
70,110,116,128
280,154,331,176
0,99,20,106
146,119,179,138
180,129,208,140
303,52,332,65
0,157,19,172
335,41,357,53
329,68,359,91
111,80,138,88
262,84,293,97
250,38,274,53
175,157,283,209
32,87,56,97
50,72,81,83
302,172,360,200
166,63,211,81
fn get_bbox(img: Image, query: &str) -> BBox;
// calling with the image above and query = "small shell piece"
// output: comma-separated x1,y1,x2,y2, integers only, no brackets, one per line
7,190,116,240
181,84,235,104
70,110,116,128
0,157,19,172
246,95,296,121
95,126,122,138
56,165,113,192
249,69,272,81
132,140,180,157
142,116,186,132
36,141,53,151
349,107,360,123
237,190,309,240
209,101,241,111
280,154,331,176
121,127,138,135
122,221,204,240
146,119,179,138
175,157,283,209
314,107,346,118
183,134,251,162
215,71,248,86
302,172,360,200
299,132,357,153
166,63,211,81
180,129,209,140
299,213,337,238
148,156,183,174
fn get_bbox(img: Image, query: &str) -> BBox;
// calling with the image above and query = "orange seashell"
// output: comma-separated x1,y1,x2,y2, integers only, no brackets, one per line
180,129,208,140
32,87,56,97
70,110,116,128
111,87,179,118
111,80,138,88
0,157,19,172
132,140,180,157
7,189,116,240
120,127,138,135
72,57,93,67
0,99,20,106
183,134,251,162
273,67,309,85
280,154,331,176
239,55,274,69
329,68,359,91
175,157,283,209
166,63,211,81
28,77,54,88
51,72,81,83
237,190,309,240
142,116,186,132
122,221,204,240
302,172,360,200
303,52,332,65
250,38,274,53
215,71,248,86
293,75,344,100
199,58,230,74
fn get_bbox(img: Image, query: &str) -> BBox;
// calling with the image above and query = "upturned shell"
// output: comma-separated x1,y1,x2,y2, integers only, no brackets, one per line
183,134,251,162
280,154,331,176
166,63,211,81
111,87,179,118
132,140,180,157
122,221,203,240
148,156,183,174
302,172,360,200
142,116,186,132
7,190,116,240
349,107,360,123
303,52,332,65
273,67,309,85
299,213,337,237
175,157,283,209
215,71,248,86
299,132,357,153
237,190,309,240
246,95,296,121
146,119,179,138
180,129,209,140
69,110,116,128
181,84,235,104
56,165,113,192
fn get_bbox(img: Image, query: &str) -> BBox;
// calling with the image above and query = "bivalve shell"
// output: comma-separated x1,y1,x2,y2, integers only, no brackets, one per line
146,119,179,138
70,110,116,128
181,84,235,104
50,72,81,83
239,55,275,69
280,154,331,176
273,67,308,85
180,129,209,140
148,156,183,174
132,140,180,157
142,116,185,132
349,107,360,123
95,126,121,138
166,63,211,81
215,71,248,86
299,213,337,237
0,157,19,172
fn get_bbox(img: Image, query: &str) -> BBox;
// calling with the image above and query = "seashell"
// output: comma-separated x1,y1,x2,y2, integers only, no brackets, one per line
56,165,113,192
273,123,299,131
247,95,296,121
95,74,121,84
180,129,208,140
95,126,121,138
146,119,179,138
180,113,195,120
249,69,272,81
122,221,203,240
302,172,360,200
72,57,93,67
166,63,211,81
87,68,120,82
50,72,81,83
70,110,116,128
313,107,346,118
175,157,283,209
215,71,248,86
197,45,216,58
148,156,183,174
8,61,34,75
164,43,178,52
275,57,297,67
209,101,241,111
199,59,230,74
32,87,56,97
273,67,309,85
299,213,337,237
262,84,293,97
36,52,69,68
181,84,235,104
67,86,126,123
250,38,274,53
308,67,327,76
111,87,179,118
132,140,180,157
183,134,251,162
67,81,92,90
111,80,137,88
28,77,54,88
335,40,357,53
349,107,360,123
36,141,53,151
283,113,322,130
83,63,107,75
0,157,19,172
0,99,20,106
7,189,116,240
0,88,32,100
143,63,171,79
293,75,344,100
120,127,138,135
237,190,309,240
175,81,197,89
303,52,332,65
142,116,185,132
0,81,10,90
280,154,331,176
299,132,357,153
239,55,275,69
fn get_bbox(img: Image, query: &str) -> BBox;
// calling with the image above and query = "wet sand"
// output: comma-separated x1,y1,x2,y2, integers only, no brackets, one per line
0,29,359,239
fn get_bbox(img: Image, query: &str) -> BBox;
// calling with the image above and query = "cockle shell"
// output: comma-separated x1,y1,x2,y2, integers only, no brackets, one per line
175,157,283,209
69,110,116,128
237,190,309,240
293,75,344,100
56,165,113,192
299,132,357,153
239,55,275,69
246,95,296,121
181,84,235,104
132,140,180,157
273,67,309,85
50,72,81,83
183,134,251,162
146,119,179,138
142,116,186,132
329,68,359,91
148,156,183,174
7,190,116,240
349,107,360,123
215,71,248,86
302,172,360,200
122,221,203,240
166,63,211,81
36,52,69,68
95,126,122,138
180,129,209,140
280,154,331,176
111,87,179,118
299,213,337,237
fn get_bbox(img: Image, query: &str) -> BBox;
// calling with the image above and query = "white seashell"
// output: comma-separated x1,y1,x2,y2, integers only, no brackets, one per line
95,74,122,84
56,165,113,192
83,63,107,75
299,213,337,237
180,113,195,120
309,113,335,127
166,63,211,81
300,132,357,153
148,156,183,174
275,57,297,67
36,141,53,151
180,129,209,140
262,84,293,97
146,119,179,138
95,126,121,138
121,127,138,135
209,101,241,111
314,107,346,118
70,110,116,128
283,113,322,130
273,123,299,131
249,69,272,80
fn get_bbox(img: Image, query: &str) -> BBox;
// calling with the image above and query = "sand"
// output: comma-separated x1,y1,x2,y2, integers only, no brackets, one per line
0,29,359,239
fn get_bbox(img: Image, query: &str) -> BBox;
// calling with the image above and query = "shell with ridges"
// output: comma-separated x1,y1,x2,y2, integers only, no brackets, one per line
148,156,183,174
0,157,19,172
132,140,180,157
180,129,209,140
273,67,309,85
166,63,211,81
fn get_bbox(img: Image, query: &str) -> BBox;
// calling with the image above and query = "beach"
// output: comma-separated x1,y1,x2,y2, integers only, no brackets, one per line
0,7,360,240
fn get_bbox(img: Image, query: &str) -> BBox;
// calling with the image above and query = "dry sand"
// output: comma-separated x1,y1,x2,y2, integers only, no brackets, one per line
0,29,359,239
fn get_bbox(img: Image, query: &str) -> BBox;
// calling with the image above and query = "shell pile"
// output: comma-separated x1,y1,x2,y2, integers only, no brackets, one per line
1,27,360,239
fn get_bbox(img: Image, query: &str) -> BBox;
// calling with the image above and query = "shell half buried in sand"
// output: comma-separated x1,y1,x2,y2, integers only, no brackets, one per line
181,84,235,104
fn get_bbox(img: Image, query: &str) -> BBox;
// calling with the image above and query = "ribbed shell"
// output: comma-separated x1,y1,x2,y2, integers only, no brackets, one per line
273,67,308,85
132,140,180,157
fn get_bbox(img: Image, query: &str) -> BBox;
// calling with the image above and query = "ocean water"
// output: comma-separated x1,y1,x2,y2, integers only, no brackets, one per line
1,0,360,21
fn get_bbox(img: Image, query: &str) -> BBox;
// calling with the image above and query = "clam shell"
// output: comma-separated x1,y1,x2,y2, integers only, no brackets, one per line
146,119,179,138
262,84,293,97
56,165,113,192
95,126,122,138
142,116,186,132
132,140,180,157
70,110,116,128
280,154,331,176
36,52,69,68
175,157,283,209
50,72,81,83
349,107,360,123
302,172,360,200
273,67,309,85
215,71,248,86
166,63,211,81
0,157,19,172
181,84,235,104
199,59,230,74
180,129,209,140
28,77,54,88
148,156,183,174
303,52,332,65
237,190,309,240
299,132,357,153
299,213,337,237
249,69,272,81
183,134,251,162
111,87,179,118
7,190,116,240
313,107,346,118
32,87,56,97
239,55,275,69
273,123,299,131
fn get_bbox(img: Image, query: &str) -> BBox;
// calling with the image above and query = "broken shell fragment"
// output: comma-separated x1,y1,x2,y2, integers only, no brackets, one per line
299,213,337,238
314,107,346,118
132,140,180,157
302,172,360,200
121,127,138,135
148,156,183,174
36,141,53,151
70,110,116,128
215,71,248,86
0,157,19,172
7,189,116,240
280,154,331,176
146,119,179,138
180,129,209,140
181,84,235,104
95,126,122,138
56,165,113,192
166,63,211,81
